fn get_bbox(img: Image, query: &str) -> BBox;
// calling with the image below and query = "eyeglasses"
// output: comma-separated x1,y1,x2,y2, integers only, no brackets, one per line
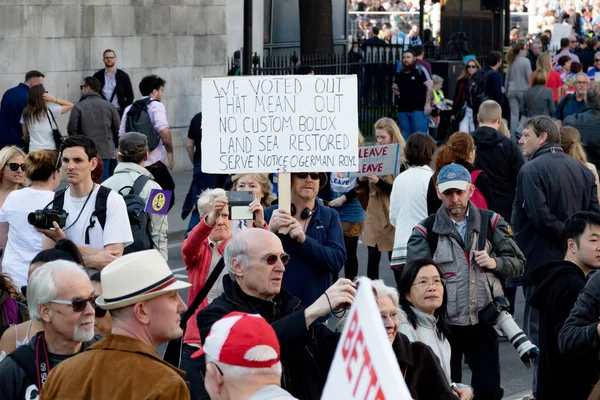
104,56,116,60
7,163,26,172
595,59,600,62
95,306,108,318
48,296,97,312
575,81,589,85
79,85,88,90
467,65,478,69
570,40,577,43
262,253,290,265
295,173,320,180
412,278,445,289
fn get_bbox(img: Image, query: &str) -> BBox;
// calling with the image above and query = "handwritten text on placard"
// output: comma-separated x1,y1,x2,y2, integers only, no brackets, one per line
201,75,359,173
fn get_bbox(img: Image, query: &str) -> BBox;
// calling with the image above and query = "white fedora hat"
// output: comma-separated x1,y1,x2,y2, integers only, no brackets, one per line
96,249,191,310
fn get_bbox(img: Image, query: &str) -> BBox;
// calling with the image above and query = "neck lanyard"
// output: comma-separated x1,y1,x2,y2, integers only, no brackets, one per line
35,333,51,390
62,184,95,232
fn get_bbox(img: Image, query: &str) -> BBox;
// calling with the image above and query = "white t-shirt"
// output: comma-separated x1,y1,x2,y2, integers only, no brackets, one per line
20,105,62,151
0,188,55,289
62,185,133,250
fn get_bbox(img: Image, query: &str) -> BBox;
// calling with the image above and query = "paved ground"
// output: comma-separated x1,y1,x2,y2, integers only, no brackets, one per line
165,170,533,400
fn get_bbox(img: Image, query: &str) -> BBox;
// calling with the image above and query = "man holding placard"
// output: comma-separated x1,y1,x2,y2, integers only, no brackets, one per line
265,172,346,308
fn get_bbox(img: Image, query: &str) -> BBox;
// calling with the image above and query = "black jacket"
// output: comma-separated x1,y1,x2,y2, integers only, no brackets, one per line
426,159,496,215
196,275,339,400
472,126,525,221
392,333,457,400
564,108,600,171
526,49,538,72
530,261,597,400
92,68,134,111
578,47,596,72
512,144,600,279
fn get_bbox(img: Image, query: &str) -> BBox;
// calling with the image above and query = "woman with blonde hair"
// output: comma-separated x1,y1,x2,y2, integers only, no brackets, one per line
426,132,495,214
230,173,274,235
0,146,26,210
560,126,600,198
362,117,405,279
522,69,555,117
536,52,564,102
0,150,61,289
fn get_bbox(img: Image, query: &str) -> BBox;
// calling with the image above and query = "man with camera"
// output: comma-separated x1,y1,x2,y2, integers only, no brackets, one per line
36,135,133,270
265,172,346,309
529,212,600,400
407,163,525,400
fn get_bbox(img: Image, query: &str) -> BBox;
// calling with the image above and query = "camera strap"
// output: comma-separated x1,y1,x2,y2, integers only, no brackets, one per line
35,332,51,391
62,185,96,232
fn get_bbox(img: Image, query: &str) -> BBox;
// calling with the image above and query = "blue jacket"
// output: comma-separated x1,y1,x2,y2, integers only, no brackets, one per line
481,66,503,105
265,200,346,308
0,83,29,149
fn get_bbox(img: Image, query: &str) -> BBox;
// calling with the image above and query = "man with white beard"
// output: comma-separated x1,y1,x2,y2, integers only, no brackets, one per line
0,260,99,400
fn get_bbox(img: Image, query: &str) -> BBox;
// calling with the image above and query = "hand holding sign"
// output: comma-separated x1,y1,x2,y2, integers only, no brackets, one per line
322,278,412,400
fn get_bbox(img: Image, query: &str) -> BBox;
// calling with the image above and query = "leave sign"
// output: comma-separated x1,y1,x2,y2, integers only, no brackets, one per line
345,144,402,178
322,279,412,400
201,75,359,173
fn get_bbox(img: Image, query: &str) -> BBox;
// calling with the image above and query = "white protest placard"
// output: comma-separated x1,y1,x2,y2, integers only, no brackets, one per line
322,279,412,400
345,143,402,177
201,75,359,173
550,23,572,52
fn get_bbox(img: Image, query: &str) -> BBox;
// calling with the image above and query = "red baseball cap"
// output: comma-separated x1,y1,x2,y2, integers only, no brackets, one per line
192,312,280,368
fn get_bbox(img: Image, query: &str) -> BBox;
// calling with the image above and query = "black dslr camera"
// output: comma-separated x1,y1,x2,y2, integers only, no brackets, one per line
28,209,68,230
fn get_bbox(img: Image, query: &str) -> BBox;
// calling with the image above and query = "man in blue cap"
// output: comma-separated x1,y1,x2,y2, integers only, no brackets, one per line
407,163,525,400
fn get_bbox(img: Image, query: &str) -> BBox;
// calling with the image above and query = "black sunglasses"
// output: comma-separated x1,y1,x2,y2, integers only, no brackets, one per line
467,65,478,69
595,59,600,62
48,296,97,312
95,306,108,318
7,163,26,172
79,85,88,90
295,173,320,180
263,253,290,265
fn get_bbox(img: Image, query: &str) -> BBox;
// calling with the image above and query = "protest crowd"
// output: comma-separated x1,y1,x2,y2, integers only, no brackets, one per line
5,7,600,399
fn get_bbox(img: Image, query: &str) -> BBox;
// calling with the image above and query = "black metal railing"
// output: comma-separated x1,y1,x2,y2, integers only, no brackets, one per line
231,44,492,137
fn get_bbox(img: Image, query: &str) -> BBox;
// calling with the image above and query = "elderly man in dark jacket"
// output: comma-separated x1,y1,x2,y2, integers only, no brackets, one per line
196,228,356,400
530,212,600,400
564,85,600,171
513,115,600,394
67,76,120,181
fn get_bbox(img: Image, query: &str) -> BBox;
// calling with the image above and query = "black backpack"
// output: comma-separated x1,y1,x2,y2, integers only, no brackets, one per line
53,186,111,246
125,98,160,151
117,174,154,254
465,69,493,112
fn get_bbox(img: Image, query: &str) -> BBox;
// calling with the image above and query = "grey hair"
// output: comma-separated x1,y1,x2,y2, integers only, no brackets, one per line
27,260,87,320
223,233,250,280
575,72,590,82
205,354,282,378
197,188,226,217
586,85,600,109
523,115,560,144
335,278,407,332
